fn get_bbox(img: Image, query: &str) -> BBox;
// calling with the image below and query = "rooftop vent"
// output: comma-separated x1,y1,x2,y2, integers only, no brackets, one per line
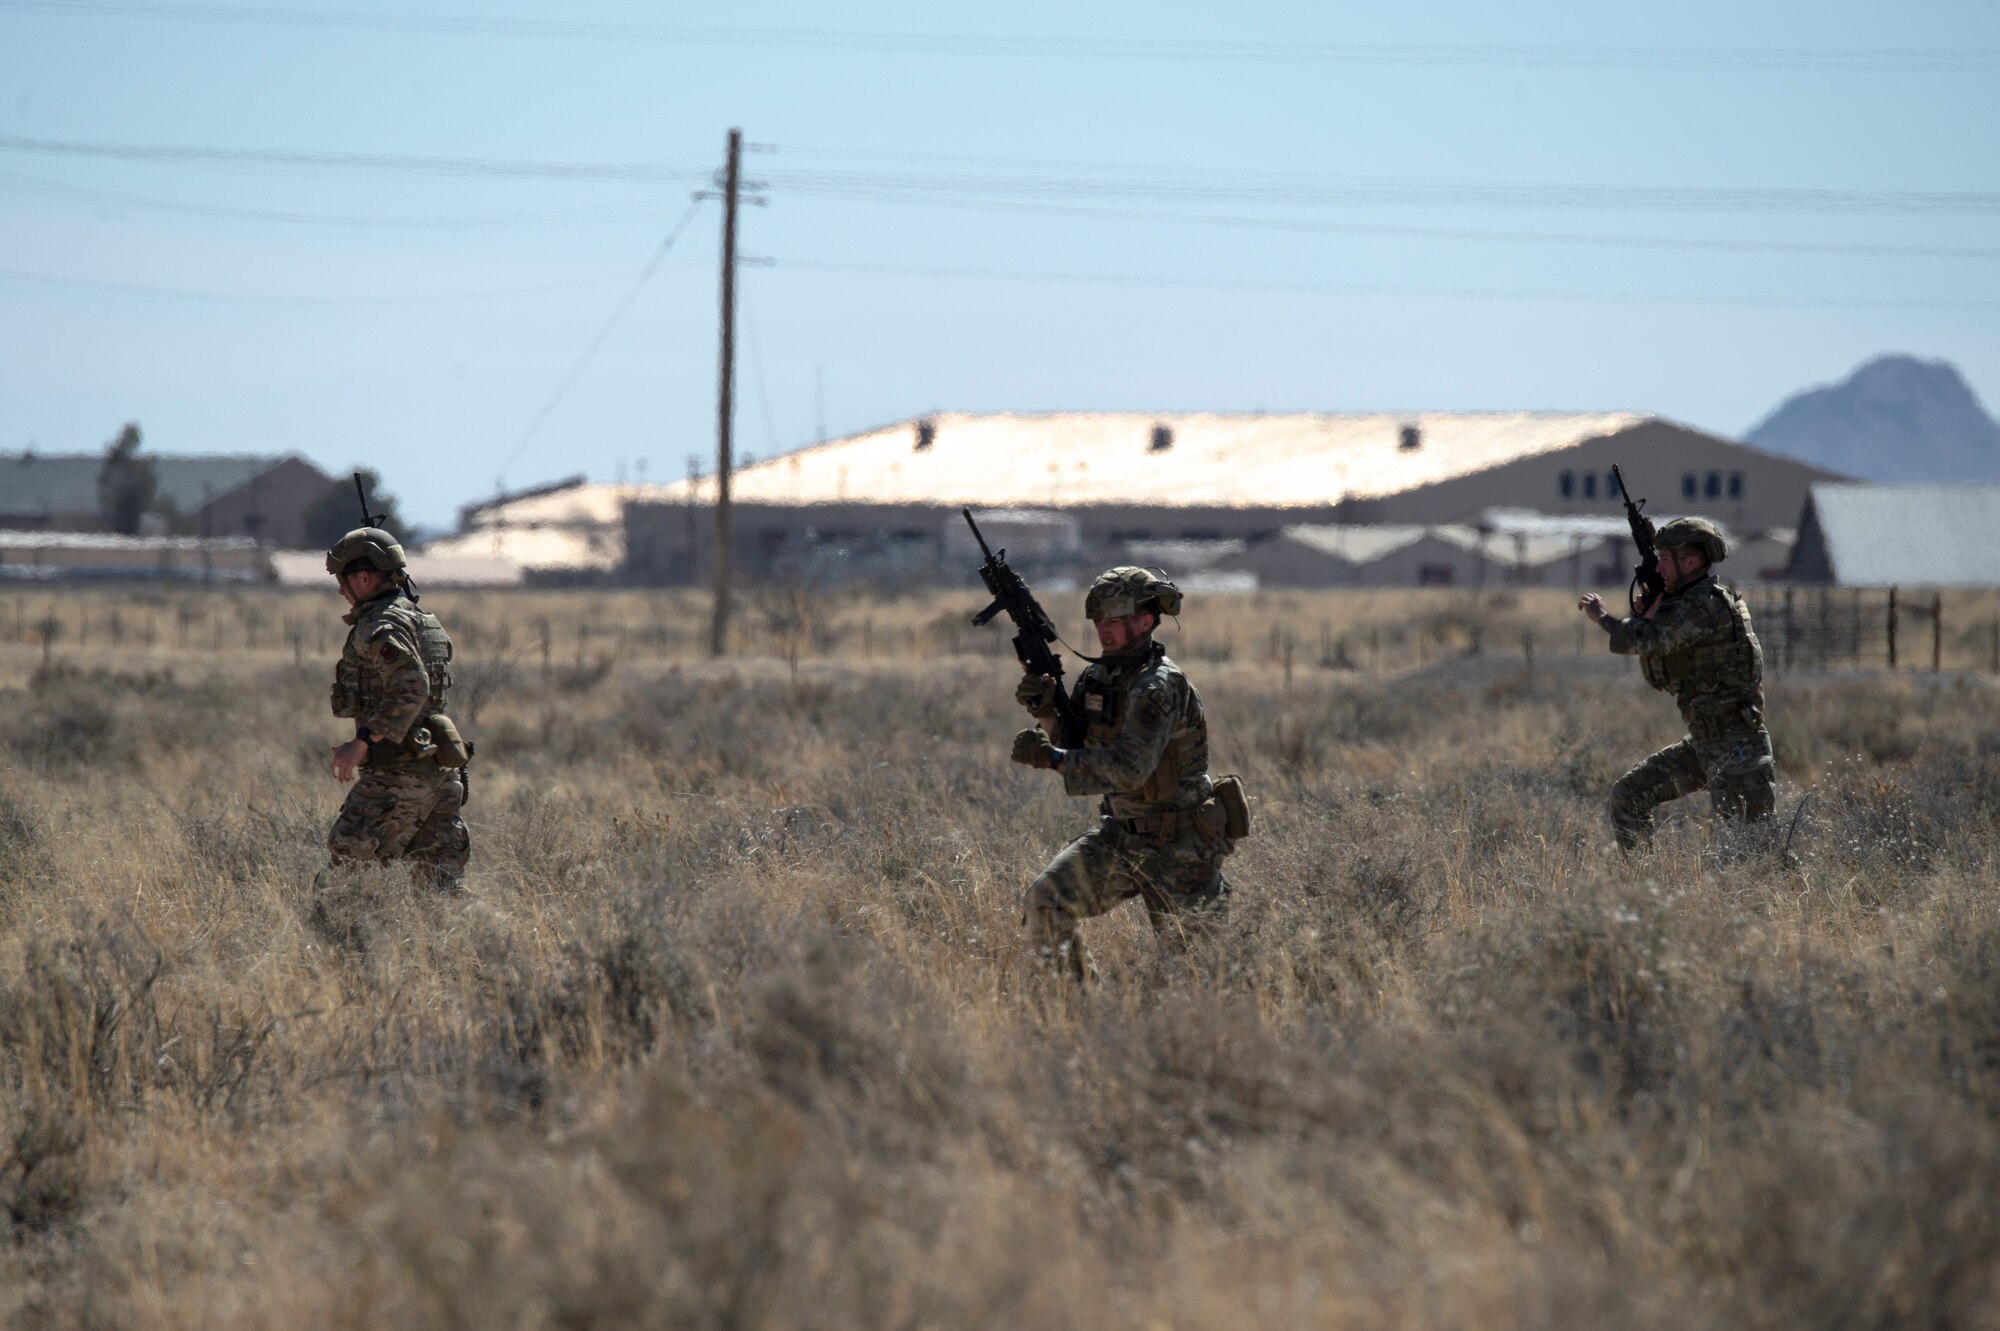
1398,423,1422,452
914,418,936,452
1149,423,1174,453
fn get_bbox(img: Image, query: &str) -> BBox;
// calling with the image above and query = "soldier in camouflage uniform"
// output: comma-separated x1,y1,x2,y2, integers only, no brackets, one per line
324,527,471,889
1579,517,1775,850
1011,567,1237,981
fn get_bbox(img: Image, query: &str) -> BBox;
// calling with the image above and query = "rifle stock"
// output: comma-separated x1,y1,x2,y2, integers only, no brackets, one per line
963,509,1085,745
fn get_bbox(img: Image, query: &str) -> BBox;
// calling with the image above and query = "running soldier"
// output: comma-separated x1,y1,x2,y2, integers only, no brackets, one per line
1011,567,1242,981
1579,517,1775,850
324,526,471,889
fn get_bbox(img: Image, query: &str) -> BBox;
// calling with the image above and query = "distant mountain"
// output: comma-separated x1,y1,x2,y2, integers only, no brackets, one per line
1745,354,2000,483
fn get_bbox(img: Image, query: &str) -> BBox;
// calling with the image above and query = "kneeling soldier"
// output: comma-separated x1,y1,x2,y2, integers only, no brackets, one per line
1012,567,1238,981
1579,517,1775,850
325,526,472,889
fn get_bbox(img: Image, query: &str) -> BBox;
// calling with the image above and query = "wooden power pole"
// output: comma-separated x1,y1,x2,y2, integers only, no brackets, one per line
709,127,742,657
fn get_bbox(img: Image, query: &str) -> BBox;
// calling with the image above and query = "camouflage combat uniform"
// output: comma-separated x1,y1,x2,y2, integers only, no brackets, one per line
1604,574,1775,848
329,584,470,887
1023,641,1231,979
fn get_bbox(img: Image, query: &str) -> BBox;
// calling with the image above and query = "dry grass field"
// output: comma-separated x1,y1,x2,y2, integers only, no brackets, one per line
2,584,1999,1329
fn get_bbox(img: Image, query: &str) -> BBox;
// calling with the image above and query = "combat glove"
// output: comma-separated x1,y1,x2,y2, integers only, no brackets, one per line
1014,673,1060,718
1011,727,1061,770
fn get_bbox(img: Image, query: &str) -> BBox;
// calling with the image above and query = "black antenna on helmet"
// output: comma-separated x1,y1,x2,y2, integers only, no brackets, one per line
352,471,386,528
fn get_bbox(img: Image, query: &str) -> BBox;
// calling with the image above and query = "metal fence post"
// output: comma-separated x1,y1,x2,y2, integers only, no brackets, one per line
1887,586,1898,669
1932,592,1944,672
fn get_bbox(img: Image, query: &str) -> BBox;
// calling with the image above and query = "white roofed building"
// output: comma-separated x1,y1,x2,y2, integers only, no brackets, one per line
423,477,676,582
623,411,1844,586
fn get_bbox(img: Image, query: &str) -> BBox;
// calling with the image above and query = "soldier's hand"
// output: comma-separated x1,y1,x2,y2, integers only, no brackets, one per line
1011,727,1060,770
331,738,369,782
1014,673,1059,718
1578,593,1607,623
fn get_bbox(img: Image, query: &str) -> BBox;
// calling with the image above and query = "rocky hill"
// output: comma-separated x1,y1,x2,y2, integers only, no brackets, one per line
1746,354,2000,482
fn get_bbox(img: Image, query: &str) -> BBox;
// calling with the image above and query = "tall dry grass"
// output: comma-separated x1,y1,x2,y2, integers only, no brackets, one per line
0,585,1997,1328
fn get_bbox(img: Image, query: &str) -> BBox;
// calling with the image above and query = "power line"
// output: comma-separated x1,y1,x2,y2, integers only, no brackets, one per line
766,168,2000,218
5,1,1995,71
7,135,1996,216
0,262,636,305
0,170,683,228
777,258,2000,311
7,160,1995,264
499,197,706,475
800,188,2000,262
0,134,708,182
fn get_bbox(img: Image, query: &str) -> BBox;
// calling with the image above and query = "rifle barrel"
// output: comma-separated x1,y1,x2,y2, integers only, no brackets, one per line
962,508,996,560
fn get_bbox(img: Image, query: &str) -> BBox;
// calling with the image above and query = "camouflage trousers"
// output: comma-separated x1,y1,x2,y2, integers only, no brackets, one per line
1609,725,1775,851
328,763,469,889
1023,816,1230,981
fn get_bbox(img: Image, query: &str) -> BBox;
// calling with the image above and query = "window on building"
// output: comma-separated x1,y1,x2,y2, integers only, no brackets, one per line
1704,471,1721,498
1728,471,1744,499
1682,472,1698,499
1606,470,1620,498
1418,564,1455,586
1582,472,1598,499
1559,469,1575,498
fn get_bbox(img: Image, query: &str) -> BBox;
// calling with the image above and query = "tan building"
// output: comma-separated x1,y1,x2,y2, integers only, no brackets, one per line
622,411,1843,585
423,477,676,582
0,450,336,546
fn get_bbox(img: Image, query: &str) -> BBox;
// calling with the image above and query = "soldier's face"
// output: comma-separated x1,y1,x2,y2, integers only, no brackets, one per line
336,568,383,607
1656,548,1704,592
1093,611,1157,654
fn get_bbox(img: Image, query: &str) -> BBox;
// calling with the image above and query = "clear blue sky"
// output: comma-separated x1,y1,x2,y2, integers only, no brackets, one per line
3,0,1996,528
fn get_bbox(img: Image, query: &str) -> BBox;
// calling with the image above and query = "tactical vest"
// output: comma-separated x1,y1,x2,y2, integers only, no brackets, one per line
1078,646,1210,805
331,592,454,721
1640,582,1763,707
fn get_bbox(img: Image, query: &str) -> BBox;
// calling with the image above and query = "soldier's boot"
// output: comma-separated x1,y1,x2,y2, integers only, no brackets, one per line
406,816,470,895
1708,770,1782,865
1608,774,1676,853
1608,802,1654,853
1025,904,1096,985
1042,938,1095,985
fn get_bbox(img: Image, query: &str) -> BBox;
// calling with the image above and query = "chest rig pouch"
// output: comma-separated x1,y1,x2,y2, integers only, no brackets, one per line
414,611,454,715
1671,585,1761,706
330,595,456,732
1077,652,1209,805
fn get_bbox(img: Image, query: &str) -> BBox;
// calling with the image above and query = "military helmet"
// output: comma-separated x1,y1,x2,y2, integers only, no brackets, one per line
1084,565,1183,621
325,526,407,577
1655,517,1727,565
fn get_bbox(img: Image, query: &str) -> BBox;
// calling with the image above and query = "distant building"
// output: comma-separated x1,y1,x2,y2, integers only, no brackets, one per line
0,450,335,546
1788,482,2000,585
1217,518,1611,589
623,411,1844,585
269,550,524,588
0,531,266,582
422,477,671,582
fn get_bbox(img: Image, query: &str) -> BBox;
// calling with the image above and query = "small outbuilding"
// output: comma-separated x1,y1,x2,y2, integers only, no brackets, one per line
1788,483,2000,586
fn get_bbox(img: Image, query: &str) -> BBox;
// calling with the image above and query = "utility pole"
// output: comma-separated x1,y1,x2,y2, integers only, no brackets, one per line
710,127,742,657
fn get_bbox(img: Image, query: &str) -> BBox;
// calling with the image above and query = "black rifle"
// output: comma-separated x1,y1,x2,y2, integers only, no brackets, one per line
963,509,1084,746
352,471,385,527
1611,465,1666,614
